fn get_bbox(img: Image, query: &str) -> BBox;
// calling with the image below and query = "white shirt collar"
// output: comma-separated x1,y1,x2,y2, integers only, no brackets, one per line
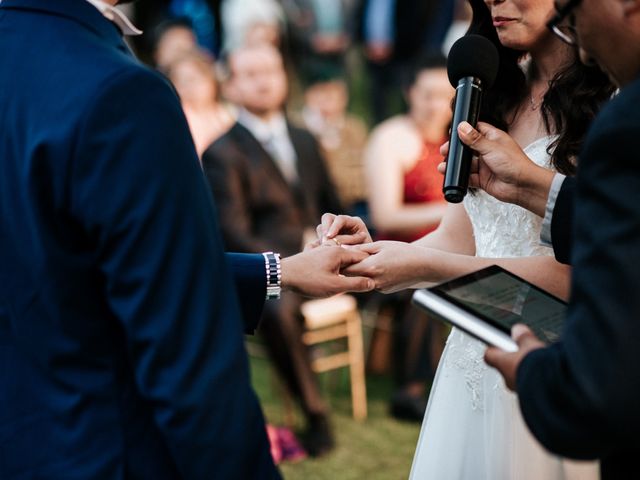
85,0,142,36
237,108,289,144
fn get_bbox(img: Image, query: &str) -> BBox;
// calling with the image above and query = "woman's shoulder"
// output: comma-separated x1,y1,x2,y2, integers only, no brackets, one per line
369,116,421,147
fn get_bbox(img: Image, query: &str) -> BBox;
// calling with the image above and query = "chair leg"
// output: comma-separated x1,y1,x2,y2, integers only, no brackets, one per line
347,313,368,421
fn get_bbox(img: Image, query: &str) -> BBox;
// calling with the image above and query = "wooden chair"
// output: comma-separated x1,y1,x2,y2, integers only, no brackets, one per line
300,294,367,421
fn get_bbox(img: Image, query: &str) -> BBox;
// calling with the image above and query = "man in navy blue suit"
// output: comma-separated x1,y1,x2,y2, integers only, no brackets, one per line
0,1,374,478
462,0,640,477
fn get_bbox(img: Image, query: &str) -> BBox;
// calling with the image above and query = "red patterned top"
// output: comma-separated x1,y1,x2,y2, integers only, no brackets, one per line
378,139,446,243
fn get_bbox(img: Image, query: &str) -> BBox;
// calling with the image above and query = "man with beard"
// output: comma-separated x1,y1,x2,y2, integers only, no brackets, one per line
453,0,640,477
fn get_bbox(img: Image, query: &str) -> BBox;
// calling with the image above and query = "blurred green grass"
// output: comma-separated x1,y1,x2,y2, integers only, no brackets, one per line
249,356,421,480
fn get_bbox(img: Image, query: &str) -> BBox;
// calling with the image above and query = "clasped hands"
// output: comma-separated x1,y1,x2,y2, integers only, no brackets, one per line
307,213,440,294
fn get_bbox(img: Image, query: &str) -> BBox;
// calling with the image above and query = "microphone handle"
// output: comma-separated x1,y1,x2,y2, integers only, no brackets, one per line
443,76,483,203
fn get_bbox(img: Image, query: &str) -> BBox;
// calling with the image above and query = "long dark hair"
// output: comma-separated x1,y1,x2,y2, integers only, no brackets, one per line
467,0,615,175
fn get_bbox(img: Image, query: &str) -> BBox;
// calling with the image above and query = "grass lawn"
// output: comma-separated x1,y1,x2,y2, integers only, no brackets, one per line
250,356,422,480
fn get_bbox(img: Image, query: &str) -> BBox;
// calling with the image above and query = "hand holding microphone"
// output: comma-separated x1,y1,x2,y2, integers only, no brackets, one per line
440,120,557,218
443,35,499,203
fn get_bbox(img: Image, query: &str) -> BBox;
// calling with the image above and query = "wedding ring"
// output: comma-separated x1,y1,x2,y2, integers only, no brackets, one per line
331,238,341,246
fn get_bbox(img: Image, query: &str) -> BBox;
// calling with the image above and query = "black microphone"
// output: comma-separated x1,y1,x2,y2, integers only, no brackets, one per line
443,35,499,203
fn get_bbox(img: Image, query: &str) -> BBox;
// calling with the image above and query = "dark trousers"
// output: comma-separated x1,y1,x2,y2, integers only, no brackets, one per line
258,292,328,420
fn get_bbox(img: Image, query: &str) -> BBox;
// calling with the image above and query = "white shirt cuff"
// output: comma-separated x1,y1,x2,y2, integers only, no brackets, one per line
540,173,566,247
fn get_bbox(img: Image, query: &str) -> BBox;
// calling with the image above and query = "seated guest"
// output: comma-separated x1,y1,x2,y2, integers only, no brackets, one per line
361,56,454,420
202,44,341,456
365,55,453,242
302,75,369,217
134,1,222,62
165,49,236,157
221,0,285,54
152,17,199,70
283,0,356,86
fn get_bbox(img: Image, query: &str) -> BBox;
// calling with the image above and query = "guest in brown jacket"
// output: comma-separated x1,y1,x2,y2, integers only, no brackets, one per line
202,44,341,456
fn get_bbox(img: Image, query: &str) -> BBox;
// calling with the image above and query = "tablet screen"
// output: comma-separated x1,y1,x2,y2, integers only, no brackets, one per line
430,266,566,344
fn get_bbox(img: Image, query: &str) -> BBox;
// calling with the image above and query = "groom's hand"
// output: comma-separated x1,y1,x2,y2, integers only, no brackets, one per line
281,245,375,298
484,324,545,391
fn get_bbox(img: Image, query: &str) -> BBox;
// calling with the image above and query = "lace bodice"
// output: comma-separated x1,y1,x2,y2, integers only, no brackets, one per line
443,136,556,409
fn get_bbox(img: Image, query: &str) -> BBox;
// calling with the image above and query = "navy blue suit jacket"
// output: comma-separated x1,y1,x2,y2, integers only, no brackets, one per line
0,1,277,478
517,76,640,479
549,176,576,265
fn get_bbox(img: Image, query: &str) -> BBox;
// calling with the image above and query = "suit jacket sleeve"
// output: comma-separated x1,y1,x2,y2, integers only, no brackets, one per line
226,252,266,334
550,176,576,264
202,141,273,252
516,89,640,460
70,67,274,478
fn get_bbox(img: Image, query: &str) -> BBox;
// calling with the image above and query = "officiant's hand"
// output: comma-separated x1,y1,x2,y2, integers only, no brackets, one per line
438,122,555,218
281,245,375,298
314,213,372,247
484,324,546,391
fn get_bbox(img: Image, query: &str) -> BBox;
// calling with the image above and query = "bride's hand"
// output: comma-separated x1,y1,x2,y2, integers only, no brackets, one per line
315,213,372,246
341,241,437,293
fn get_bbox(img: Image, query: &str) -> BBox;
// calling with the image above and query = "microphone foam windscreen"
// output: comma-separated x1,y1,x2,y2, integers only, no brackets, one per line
447,34,500,88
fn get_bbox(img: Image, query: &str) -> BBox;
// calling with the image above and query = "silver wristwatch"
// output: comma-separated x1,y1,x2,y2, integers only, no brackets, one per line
262,251,281,300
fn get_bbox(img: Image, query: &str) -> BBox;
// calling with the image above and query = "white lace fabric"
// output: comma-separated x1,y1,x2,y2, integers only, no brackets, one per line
409,137,599,480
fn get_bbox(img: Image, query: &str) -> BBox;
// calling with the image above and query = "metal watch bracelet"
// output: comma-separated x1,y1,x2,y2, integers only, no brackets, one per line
262,251,281,300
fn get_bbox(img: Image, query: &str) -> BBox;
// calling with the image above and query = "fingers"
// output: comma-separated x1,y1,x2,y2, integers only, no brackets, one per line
304,239,321,251
457,122,486,152
458,121,506,156
483,346,506,370
468,172,481,189
512,323,533,341
332,275,375,293
348,242,381,255
323,214,371,244
337,246,370,267
319,212,337,240
316,223,325,242
333,231,370,246
439,141,450,157
341,260,370,277
439,150,478,177
512,324,546,351
325,213,347,239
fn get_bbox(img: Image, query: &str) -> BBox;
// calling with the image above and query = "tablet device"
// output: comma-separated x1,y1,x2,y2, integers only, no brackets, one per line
411,265,566,352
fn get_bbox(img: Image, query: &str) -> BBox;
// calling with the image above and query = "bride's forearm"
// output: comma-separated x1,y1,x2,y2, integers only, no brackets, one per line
409,249,571,300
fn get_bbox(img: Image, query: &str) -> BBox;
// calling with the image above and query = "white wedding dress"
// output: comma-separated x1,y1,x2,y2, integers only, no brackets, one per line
409,137,599,479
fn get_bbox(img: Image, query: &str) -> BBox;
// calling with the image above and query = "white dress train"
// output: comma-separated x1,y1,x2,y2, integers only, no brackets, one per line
409,137,599,480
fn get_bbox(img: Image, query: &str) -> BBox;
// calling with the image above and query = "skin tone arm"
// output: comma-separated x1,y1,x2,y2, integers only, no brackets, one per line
318,201,476,254
342,241,571,299
319,204,572,299
366,121,447,234
318,115,570,297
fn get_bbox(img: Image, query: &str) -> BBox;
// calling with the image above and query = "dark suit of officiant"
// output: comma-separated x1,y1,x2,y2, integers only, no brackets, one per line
546,177,576,264
203,120,341,425
516,75,640,480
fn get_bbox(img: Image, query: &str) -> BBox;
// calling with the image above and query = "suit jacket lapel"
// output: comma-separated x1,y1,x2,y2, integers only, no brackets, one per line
232,123,292,190
286,124,315,219
288,125,309,187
